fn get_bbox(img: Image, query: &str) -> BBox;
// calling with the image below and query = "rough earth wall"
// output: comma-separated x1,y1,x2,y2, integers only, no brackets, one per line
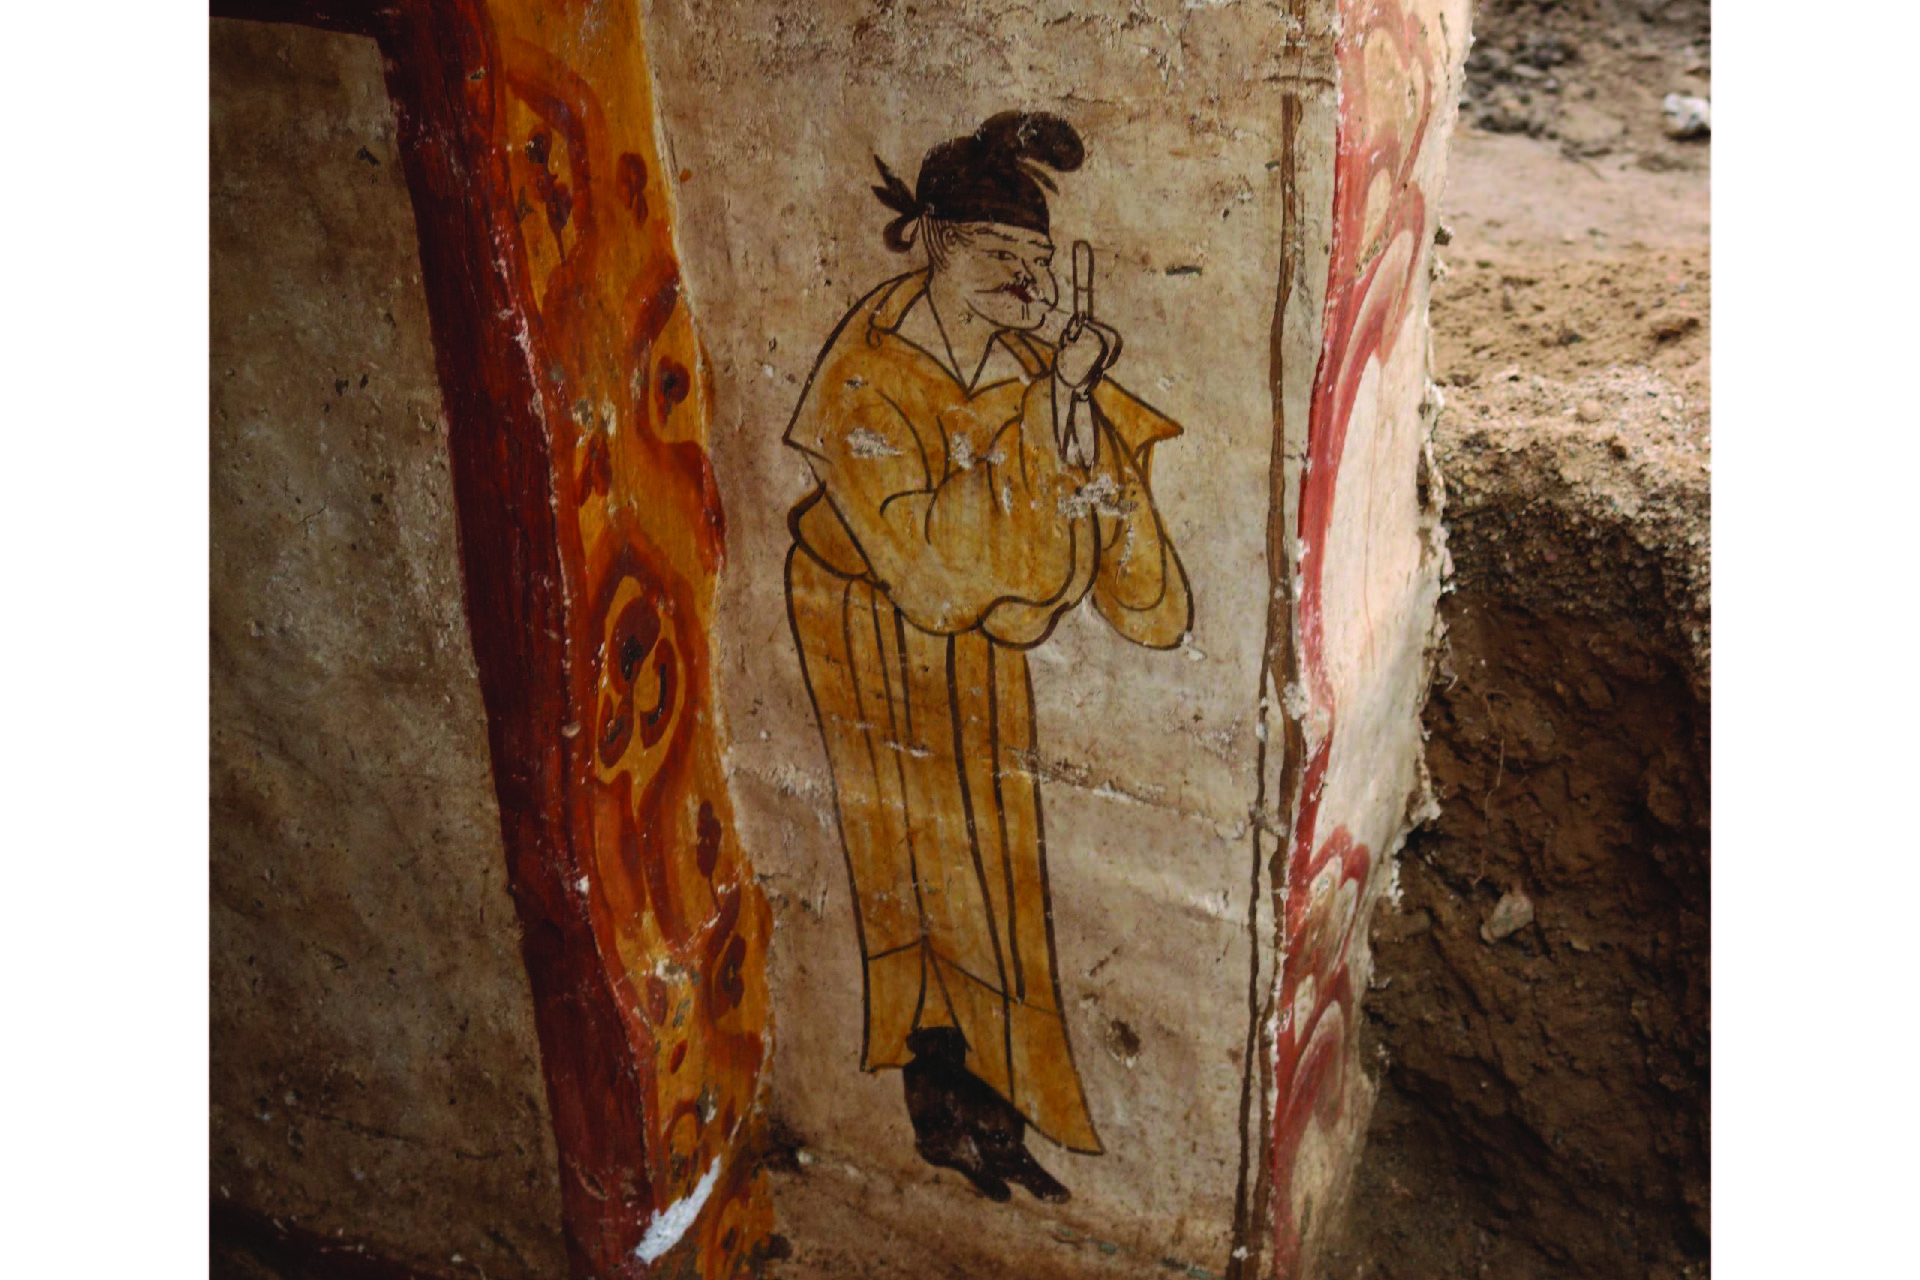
1364,378,1711,1279
1328,1,1711,1269
209,21,568,1278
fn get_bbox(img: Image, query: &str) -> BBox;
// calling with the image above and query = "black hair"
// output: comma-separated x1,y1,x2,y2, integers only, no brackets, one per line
871,111,1085,252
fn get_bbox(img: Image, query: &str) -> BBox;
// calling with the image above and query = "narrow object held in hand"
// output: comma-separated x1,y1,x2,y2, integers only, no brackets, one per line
1060,239,1097,469
1072,239,1094,324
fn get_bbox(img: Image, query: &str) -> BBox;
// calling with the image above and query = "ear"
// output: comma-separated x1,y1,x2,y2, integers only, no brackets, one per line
922,218,955,269
931,221,972,259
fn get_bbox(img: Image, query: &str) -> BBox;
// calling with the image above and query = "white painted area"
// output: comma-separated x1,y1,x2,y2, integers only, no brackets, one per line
632,1156,722,1264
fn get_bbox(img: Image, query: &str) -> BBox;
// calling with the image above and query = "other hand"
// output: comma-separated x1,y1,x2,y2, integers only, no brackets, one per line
1054,316,1122,393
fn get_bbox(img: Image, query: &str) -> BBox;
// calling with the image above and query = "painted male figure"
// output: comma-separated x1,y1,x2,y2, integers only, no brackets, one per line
783,111,1192,1201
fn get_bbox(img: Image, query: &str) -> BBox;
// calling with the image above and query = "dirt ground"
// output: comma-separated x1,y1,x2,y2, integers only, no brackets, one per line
1323,2,1710,1278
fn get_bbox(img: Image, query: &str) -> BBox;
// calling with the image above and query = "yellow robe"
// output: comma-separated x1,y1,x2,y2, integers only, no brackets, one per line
783,271,1191,1152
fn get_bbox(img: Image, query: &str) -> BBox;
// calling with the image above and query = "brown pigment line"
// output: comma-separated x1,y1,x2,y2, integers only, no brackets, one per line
1229,767,1270,1280
1229,48,1313,1280
1254,77,1315,1280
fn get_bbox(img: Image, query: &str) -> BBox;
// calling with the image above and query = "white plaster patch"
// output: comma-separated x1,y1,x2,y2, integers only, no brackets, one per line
1057,473,1134,520
633,1156,722,1264
846,427,902,458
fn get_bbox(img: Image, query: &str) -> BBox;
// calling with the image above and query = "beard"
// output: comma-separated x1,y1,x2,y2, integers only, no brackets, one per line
973,284,1048,331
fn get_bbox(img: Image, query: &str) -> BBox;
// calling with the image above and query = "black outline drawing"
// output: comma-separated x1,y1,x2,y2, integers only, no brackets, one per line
783,111,1194,1203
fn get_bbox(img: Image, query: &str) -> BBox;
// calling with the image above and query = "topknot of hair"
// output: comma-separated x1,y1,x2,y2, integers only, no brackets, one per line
974,111,1085,174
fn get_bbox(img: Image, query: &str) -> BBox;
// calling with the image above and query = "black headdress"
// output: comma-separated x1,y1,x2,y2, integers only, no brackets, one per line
871,111,1085,251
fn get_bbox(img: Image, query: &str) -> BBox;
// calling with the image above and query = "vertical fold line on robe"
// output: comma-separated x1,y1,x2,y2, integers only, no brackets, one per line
987,643,1027,1002
925,940,962,1033
840,577,924,1054
816,563,875,1068
910,940,930,1031
947,630,1017,1100
867,588,957,1035
1020,651,1100,1150
894,608,916,744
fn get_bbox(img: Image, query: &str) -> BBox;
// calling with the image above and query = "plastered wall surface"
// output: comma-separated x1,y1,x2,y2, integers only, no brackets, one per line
205,0,1469,1273
644,2,1335,1269
209,21,566,1278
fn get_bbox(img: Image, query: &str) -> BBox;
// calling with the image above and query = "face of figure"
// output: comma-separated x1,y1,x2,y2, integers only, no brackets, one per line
937,224,1058,331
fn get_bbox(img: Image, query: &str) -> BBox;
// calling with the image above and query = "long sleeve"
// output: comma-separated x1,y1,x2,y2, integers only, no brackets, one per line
1086,384,1193,650
792,368,1095,636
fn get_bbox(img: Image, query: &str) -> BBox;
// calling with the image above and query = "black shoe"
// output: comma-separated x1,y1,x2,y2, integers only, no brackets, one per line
905,1029,1008,1199
984,1141,1071,1203
902,1027,1074,1204
970,1102,1072,1203
904,1026,969,1067
913,1131,1012,1201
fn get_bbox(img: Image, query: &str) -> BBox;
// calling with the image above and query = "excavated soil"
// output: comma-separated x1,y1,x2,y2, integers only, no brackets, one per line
1324,2,1710,1278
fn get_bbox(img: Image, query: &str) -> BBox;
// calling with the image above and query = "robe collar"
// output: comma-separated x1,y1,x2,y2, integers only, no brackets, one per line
869,270,1052,393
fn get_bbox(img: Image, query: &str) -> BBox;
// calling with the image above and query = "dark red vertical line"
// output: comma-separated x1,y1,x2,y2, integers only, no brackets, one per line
371,5,653,1276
